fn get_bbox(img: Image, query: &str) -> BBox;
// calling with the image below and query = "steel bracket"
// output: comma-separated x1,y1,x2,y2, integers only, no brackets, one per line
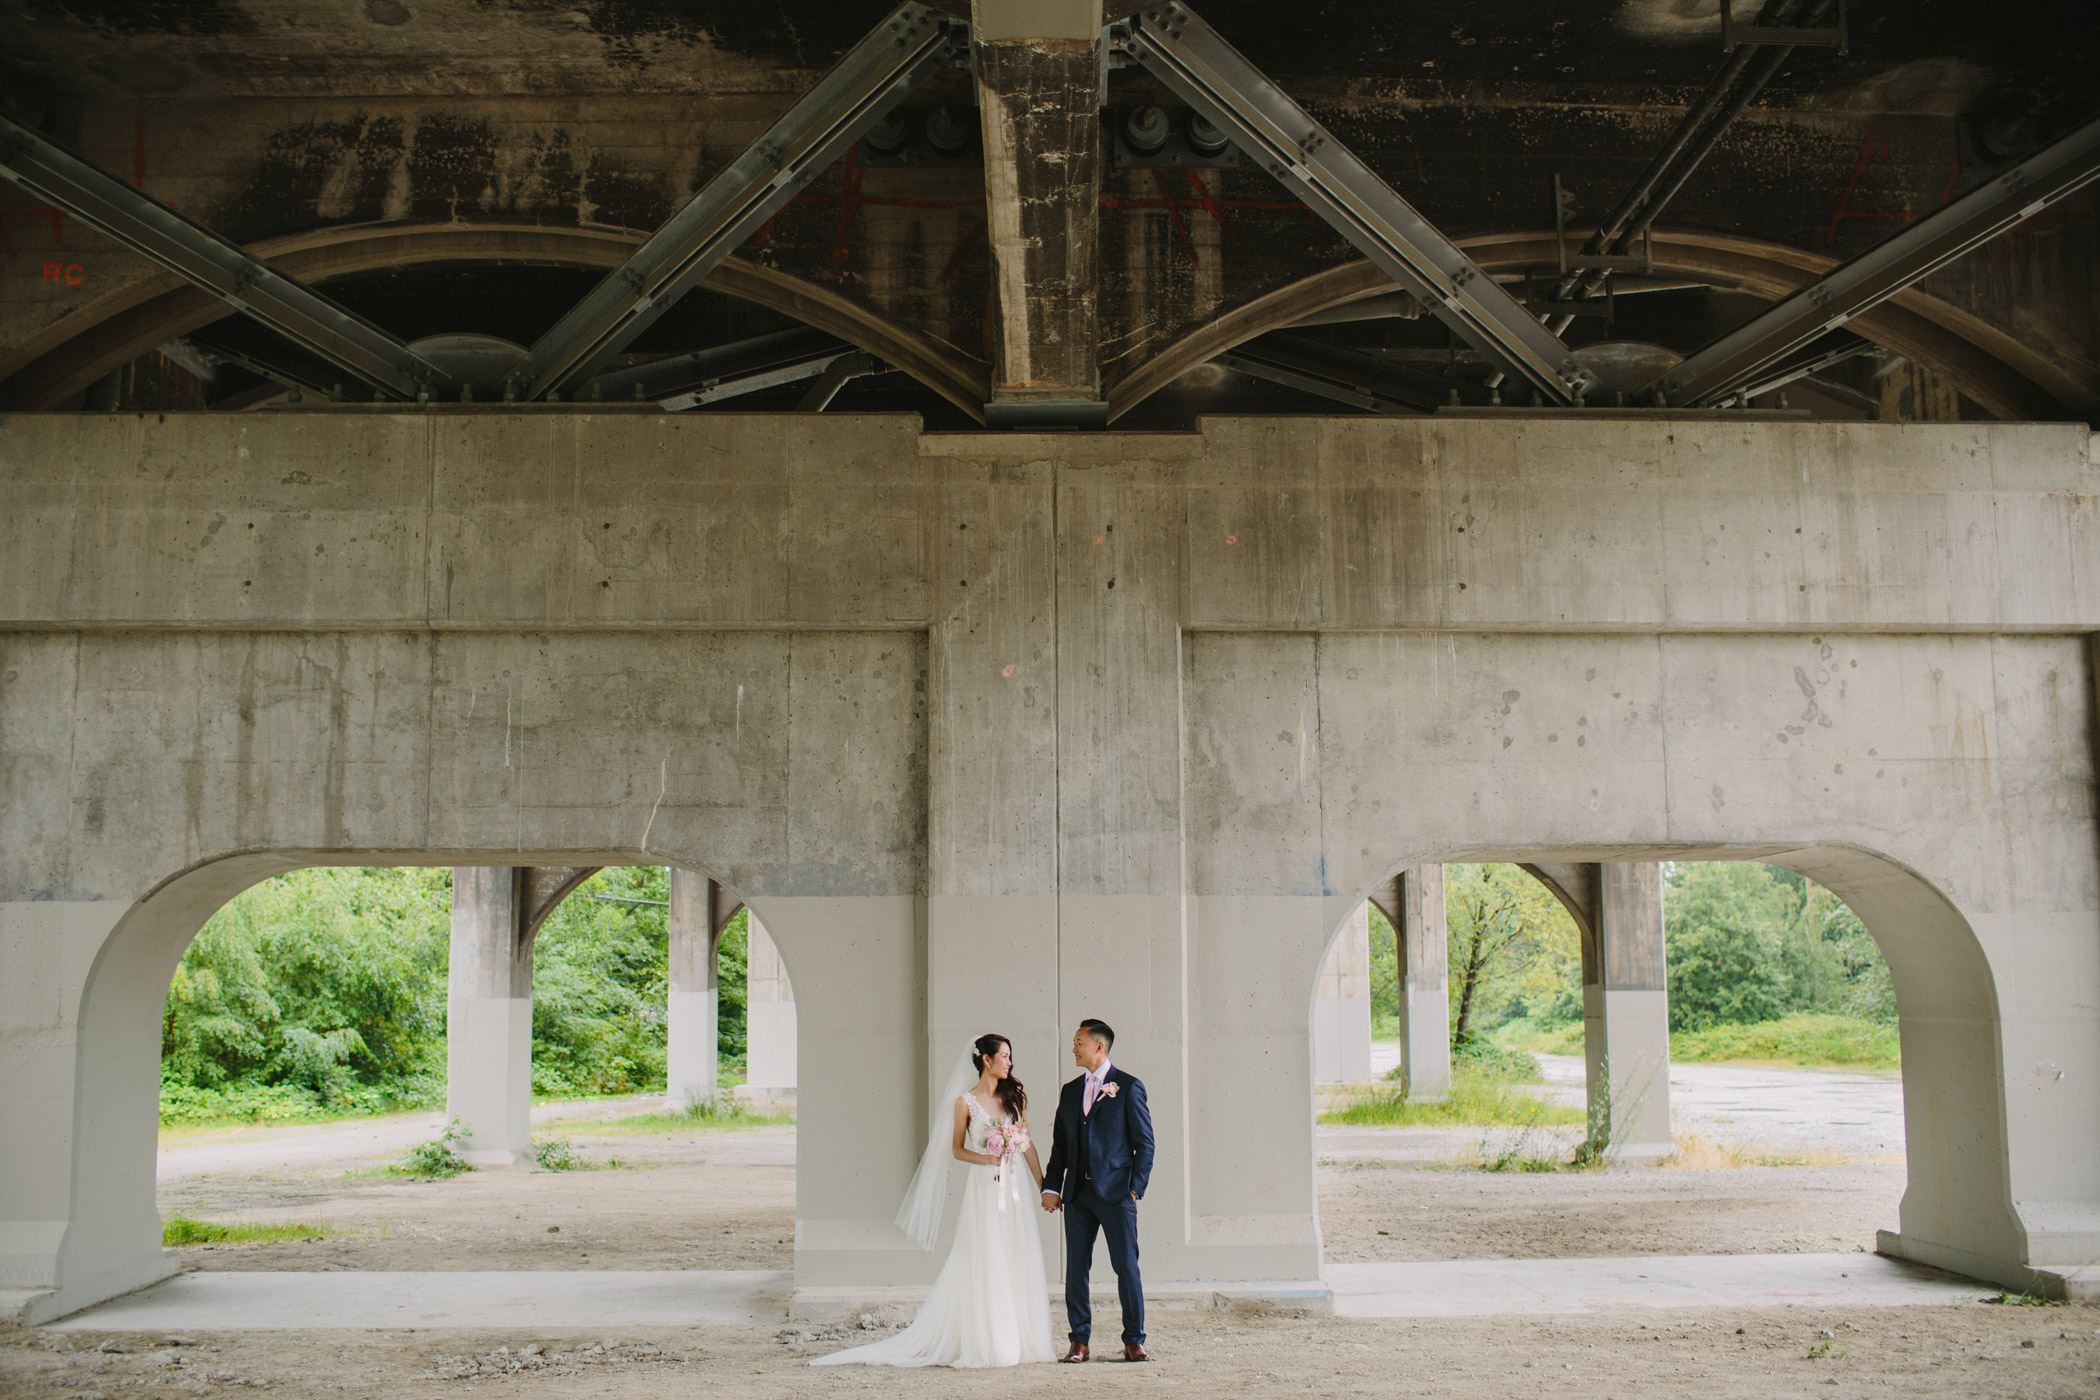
1115,3,1590,404
508,2,964,401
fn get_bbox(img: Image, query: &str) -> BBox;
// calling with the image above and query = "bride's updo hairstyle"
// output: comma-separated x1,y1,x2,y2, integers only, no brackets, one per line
973,1033,1027,1124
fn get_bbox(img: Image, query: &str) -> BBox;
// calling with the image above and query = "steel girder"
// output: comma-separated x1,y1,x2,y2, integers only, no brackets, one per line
508,3,962,402
1217,333,1486,415
1117,2,1592,405
0,113,452,401
1647,115,2100,408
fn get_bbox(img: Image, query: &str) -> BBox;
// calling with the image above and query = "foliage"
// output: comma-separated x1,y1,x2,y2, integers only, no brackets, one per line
161,865,755,1124
393,1120,471,1178
528,866,670,1097
1444,864,1581,1047
163,1215,328,1247
1669,1012,1900,1070
1665,863,1897,1032
161,866,451,1121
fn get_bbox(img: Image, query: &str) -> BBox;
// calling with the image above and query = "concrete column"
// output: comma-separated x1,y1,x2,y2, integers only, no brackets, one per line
1394,865,1451,1101
740,911,797,1111
1312,902,1373,1083
1586,863,1672,1163
973,0,1105,426
446,867,534,1167
664,869,719,1113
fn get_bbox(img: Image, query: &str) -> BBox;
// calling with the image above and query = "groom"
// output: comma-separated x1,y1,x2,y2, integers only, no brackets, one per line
1040,1018,1154,1363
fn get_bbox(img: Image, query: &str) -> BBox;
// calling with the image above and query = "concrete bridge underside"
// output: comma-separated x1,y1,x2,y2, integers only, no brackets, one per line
2,411,2096,1321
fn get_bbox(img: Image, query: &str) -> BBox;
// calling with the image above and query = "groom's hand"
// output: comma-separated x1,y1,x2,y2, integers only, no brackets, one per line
1040,1191,1062,1213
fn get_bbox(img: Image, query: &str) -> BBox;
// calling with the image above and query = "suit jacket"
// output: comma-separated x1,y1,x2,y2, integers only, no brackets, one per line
1043,1066,1154,1202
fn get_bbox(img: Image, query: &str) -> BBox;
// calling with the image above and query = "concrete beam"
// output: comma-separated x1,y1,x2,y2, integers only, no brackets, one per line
974,0,1105,425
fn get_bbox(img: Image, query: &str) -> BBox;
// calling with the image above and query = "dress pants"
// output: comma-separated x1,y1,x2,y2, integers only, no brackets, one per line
1063,1180,1143,1347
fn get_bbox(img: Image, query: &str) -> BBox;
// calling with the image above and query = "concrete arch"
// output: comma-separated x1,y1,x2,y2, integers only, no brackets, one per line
0,221,993,419
26,850,757,1322
1108,230,2098,423
1327,841,2020,1287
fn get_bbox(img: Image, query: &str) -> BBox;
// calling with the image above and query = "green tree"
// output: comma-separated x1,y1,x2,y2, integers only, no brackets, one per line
1445,864,1576,1048
1664,862,1795,1031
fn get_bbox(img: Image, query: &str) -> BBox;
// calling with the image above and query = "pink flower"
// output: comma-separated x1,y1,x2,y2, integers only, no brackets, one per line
1100,1082,1120,1099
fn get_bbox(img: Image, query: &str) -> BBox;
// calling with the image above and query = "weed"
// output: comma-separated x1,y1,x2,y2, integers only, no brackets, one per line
533,1137,589,1171
1981,1287,2060,1307
163,1214,328,1247
391,1119,471,1178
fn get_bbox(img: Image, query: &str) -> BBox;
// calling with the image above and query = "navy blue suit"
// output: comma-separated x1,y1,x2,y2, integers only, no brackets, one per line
1042,1066,1154,1347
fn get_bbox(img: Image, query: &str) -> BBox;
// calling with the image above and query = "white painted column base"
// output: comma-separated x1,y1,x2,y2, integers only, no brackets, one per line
665,986,718,1112
1399,987,1451,1101
1583,987,1672,1163
445,996,534,1167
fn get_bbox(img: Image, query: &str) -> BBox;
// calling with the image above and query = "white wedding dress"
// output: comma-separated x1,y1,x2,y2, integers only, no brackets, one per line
810,1092,1055,1368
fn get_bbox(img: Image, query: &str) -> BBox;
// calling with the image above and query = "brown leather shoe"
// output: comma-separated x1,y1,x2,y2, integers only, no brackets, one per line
1123,1343,1149,1362
1061,1343,1090,1363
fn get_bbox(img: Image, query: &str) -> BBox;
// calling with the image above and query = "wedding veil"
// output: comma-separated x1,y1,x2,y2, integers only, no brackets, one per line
894,1039,983,1249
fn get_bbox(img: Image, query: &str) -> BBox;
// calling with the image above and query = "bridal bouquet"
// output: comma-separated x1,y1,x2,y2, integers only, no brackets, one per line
984,1123,1030,1180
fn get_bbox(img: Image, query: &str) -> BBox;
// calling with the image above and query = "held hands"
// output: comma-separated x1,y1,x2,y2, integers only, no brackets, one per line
1040,1191,1062,1213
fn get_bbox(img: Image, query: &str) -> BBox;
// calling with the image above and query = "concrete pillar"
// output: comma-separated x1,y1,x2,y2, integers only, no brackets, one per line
973,0,1106,426
1393,865,1451,1101
1586,863,1672,1163
740,911,797,1110
665,869,719,1113
1312,902,1373,1083
446,867,534,1167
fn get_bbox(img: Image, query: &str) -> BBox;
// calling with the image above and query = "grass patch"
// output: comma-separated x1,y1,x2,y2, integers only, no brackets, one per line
588,1096,793,1135
1492,1011,1900,1071
164,1214,328,1247
1664,1132,1847,1169
1670,1013,1899,1070
1320,1060,1580,1129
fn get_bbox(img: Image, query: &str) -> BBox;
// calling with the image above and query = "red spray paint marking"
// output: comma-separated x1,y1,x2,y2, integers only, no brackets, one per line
1150,168,1200,265
41,260,85,284
0,208,68,261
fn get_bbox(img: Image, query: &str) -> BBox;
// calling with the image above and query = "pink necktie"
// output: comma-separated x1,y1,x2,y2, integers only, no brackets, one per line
1083,1073,1098,1115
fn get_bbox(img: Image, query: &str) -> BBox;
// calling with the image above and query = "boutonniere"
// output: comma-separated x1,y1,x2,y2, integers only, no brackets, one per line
1100,1082,1120,1099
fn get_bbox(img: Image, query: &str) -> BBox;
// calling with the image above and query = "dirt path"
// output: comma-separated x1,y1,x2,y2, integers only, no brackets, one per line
9,1304,2094,1399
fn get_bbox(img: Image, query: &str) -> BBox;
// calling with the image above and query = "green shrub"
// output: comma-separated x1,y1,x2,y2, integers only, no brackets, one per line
393,1121,471,1178
533,1137,588,1171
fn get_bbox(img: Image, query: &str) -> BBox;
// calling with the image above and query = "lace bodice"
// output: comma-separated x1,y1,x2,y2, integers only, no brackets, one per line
960,1092,1007,1154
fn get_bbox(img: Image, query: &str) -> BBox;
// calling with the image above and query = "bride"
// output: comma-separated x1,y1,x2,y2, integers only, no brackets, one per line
810,1033,1055,1367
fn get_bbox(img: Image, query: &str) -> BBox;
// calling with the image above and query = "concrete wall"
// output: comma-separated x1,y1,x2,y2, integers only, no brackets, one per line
3,412,2097,1318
